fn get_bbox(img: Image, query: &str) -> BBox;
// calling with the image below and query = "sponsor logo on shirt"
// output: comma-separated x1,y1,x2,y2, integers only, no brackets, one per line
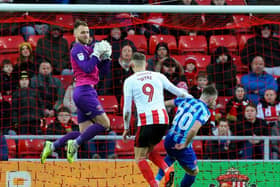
77,53,85,61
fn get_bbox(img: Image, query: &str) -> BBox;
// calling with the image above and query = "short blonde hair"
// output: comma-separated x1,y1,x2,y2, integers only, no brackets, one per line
131,52,146,66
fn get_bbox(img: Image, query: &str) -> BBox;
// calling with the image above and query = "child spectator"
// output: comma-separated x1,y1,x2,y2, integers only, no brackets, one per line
189,71,208,99
46,106,79,158
257,89,280,159
236,103,268,159
0,59,17,96
226,85,250,124
12,71,43,134
205,118,237,159
184,57,197,88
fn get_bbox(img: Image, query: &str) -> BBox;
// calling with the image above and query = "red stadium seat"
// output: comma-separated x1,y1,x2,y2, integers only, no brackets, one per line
108,114,124,134
232,55,249,73
209,35,238,53
0,53,18,65
178,35,207,54
27,35,44,48
0,35,25,53
193,140,203,159
126,35,148,53
115,139,134,158
217,96,232,111
94,35,107,41
197,0,211,5
98,95,119,113
53,75,73,90
6,139,17,158
173,54,211,71
56,14,74,27
149,35,177,54
238,34,255,52
18,139,45,158
2,95,12,105
226,0,246,5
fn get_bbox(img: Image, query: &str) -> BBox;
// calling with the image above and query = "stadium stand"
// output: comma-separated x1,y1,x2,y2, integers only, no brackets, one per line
178,35,208,54
126,34,148,54
98,95,119,113
18,139,45,158
149,34,177,54
0,35,24,53
209,35,238,53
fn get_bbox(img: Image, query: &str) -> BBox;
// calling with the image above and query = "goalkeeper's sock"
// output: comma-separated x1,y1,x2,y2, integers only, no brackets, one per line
53,131,81,150
155,155,174,181
137,159,157,186
180,174,196,187
148,150,168,171
76,123,105,146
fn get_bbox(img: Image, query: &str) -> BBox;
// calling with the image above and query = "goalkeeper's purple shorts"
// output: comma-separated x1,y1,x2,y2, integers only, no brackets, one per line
164,134,198,171
73,85,105,123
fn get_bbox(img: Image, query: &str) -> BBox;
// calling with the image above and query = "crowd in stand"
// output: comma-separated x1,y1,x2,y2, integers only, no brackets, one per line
1,0,280,161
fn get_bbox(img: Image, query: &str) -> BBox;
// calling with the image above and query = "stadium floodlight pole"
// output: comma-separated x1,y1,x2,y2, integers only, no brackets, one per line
0,4,280,13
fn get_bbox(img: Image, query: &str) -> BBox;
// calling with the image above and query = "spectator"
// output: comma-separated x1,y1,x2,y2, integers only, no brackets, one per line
204,0,234,37
30,61,64,117
226,85,250,124
189,71,209,99
0,59,17,96
14,42,37,79
207,46,237,96
241,56,278,105
184,57,198,88
147,42,170,71
46,106,79,158
256,89,280,159
0,134,8,161
0,94,11,135
204,118,237,159
36,25,70,75
236,103,268,159
12,71,43,134
104,27,136,61
63,78,77,116
105,41,135,104
159,57,187,99
241,24,280,75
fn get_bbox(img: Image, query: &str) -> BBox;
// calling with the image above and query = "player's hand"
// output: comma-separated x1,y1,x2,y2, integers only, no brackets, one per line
122,129,130,142
173,143,186,150
92,40,112,60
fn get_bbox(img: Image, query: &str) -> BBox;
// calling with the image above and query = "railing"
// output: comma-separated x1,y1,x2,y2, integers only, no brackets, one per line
5,135,280,160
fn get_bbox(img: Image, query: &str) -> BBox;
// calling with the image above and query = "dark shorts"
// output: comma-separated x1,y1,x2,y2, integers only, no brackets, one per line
73,85,104,123
164,134,197,171
135,124,168,147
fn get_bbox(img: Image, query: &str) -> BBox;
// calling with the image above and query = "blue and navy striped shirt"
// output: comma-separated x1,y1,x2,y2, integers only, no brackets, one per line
167,97,210,145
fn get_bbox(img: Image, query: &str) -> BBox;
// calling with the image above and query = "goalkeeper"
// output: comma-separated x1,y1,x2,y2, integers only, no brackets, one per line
41,20,112,163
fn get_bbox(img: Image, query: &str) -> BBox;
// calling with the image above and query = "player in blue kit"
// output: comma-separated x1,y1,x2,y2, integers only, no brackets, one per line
164,85,217,187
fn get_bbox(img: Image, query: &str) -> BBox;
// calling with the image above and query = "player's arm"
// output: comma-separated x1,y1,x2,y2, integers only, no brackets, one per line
174,120,202,150
165,99,176,108
71,45,100,74
122,79,133,140
160,73,192,98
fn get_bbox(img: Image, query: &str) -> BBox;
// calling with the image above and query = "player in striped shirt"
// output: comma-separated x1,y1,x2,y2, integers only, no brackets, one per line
164,85,217,187
122,52,191,187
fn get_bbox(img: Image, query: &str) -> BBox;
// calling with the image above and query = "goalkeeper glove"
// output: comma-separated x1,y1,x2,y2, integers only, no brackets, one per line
91,40,112,60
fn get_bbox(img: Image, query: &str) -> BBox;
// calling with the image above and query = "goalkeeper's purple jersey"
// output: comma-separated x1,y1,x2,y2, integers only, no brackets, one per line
70,42,100,87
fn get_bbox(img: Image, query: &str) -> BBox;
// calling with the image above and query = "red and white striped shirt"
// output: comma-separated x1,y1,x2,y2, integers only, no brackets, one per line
123,71,188,128
257,102,280,123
